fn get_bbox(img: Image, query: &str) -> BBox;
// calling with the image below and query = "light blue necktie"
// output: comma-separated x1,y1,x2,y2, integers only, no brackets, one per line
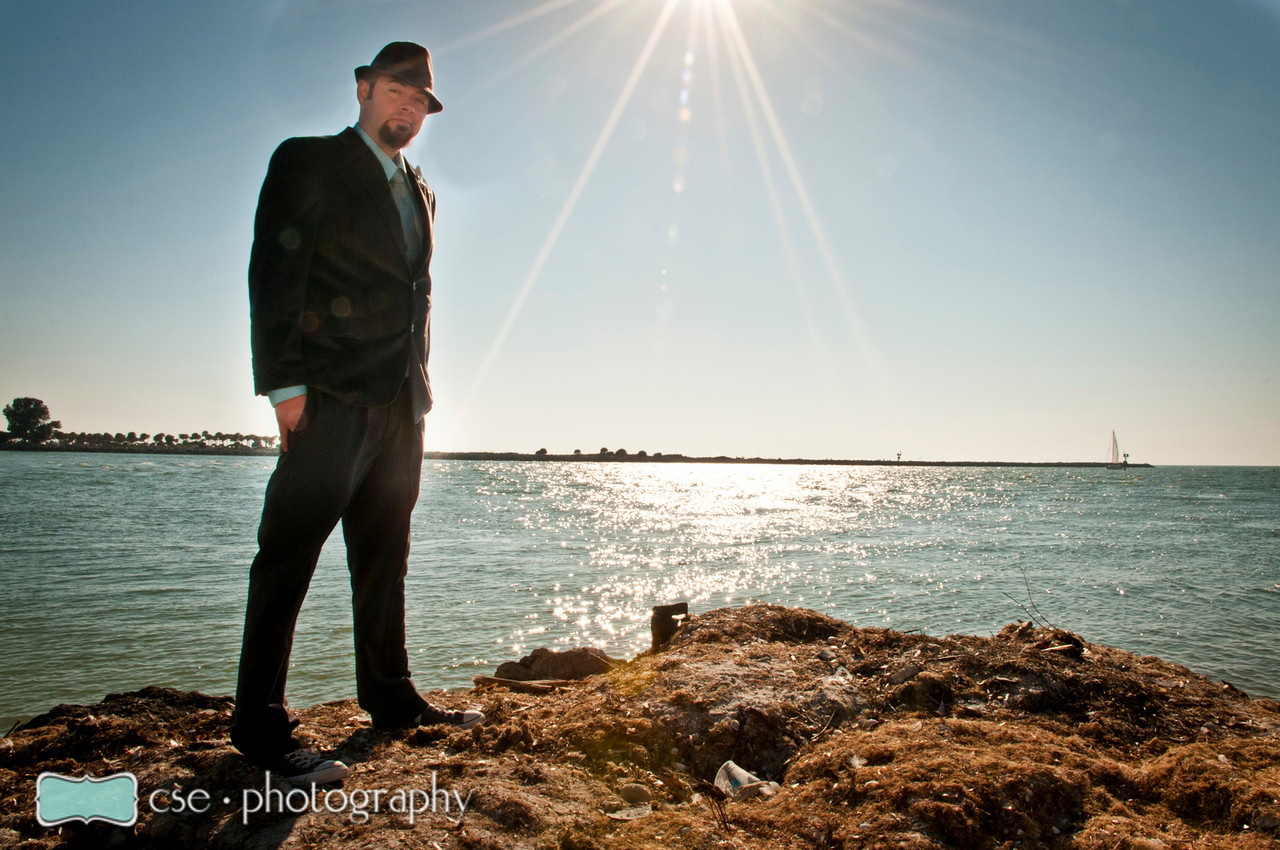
389,169,423,266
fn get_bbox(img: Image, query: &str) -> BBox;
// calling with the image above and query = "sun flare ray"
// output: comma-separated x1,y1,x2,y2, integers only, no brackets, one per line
436,0,590,56
790,0,917,70
717,0,828,378
459,0,684,419
757,1,860,80
455,0,632,104
712,0,877,368
699,0,732,174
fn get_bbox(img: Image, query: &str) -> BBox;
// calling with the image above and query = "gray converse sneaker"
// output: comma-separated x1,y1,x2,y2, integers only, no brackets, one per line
416,704,484,730
271,748,350,784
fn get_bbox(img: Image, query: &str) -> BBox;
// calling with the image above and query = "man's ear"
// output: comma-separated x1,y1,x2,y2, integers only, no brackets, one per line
357,77,372,103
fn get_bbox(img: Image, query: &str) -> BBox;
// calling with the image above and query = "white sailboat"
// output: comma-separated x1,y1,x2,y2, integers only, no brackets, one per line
1106,431,1129,470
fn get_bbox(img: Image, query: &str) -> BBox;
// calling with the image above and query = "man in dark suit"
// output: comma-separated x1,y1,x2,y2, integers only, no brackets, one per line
233,42,482,785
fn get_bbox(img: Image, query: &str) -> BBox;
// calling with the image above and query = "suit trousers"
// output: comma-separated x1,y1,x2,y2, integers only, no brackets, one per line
231,382,428,760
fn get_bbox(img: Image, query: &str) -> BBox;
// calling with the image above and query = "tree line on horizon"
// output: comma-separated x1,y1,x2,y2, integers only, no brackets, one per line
1,396,278,451
4,397,675,459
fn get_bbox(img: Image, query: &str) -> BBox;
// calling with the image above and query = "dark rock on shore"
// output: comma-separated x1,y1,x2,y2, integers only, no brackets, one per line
493,647,619,682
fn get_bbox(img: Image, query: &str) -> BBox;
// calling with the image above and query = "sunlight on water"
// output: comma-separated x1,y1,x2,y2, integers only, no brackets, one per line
1,455,1276,729
406,461,1279,704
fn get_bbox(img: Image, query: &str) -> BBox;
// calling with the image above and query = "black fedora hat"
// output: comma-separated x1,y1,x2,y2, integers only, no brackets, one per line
355,42,443,114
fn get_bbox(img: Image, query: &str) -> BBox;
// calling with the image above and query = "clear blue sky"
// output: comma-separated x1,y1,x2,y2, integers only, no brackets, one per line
2,0,1277,464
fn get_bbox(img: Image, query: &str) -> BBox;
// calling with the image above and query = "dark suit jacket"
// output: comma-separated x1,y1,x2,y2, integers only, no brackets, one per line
249,127,434,418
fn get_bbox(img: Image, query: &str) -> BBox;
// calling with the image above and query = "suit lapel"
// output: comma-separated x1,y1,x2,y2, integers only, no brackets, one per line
337,128,414,275
403,160,433,274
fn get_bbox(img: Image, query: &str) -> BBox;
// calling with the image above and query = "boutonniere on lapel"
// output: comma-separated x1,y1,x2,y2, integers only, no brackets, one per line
412,165,425,186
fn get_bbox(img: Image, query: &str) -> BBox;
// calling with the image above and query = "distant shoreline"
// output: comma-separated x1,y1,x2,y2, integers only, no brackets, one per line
425,451,1154,469
0,443,1153,468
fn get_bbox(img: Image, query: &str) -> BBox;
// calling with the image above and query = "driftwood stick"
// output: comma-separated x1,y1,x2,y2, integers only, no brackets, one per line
472,676,581,693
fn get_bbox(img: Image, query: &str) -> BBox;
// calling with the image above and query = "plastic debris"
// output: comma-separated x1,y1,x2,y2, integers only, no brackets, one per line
714,759,780,799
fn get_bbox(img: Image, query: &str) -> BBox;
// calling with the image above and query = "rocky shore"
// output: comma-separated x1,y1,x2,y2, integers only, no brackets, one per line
2,605,1277,848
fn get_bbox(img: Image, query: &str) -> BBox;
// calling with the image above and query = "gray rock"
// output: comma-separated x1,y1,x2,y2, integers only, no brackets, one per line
890,664,922,685
619,782,653,804
493,646,618,681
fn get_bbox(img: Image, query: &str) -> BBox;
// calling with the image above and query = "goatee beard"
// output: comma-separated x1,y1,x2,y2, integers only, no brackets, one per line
378,122,414,152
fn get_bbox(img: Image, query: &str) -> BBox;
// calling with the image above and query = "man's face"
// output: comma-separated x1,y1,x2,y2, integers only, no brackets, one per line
358,75,432,154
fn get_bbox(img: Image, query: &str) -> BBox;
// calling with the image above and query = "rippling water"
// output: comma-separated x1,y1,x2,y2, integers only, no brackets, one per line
2,453,1276,730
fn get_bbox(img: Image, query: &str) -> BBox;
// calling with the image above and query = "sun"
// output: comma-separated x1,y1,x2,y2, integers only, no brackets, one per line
440,0,880,419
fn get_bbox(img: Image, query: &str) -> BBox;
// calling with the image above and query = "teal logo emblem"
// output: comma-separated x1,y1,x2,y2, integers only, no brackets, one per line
35,772,138,827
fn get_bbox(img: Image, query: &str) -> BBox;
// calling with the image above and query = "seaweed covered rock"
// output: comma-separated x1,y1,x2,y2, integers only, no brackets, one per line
2,605,1278,849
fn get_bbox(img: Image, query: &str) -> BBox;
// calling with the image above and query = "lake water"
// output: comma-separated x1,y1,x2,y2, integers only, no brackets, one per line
1,453,1276,731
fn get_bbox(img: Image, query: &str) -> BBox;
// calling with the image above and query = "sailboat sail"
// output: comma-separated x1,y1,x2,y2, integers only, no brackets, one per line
1106,431,1128,469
